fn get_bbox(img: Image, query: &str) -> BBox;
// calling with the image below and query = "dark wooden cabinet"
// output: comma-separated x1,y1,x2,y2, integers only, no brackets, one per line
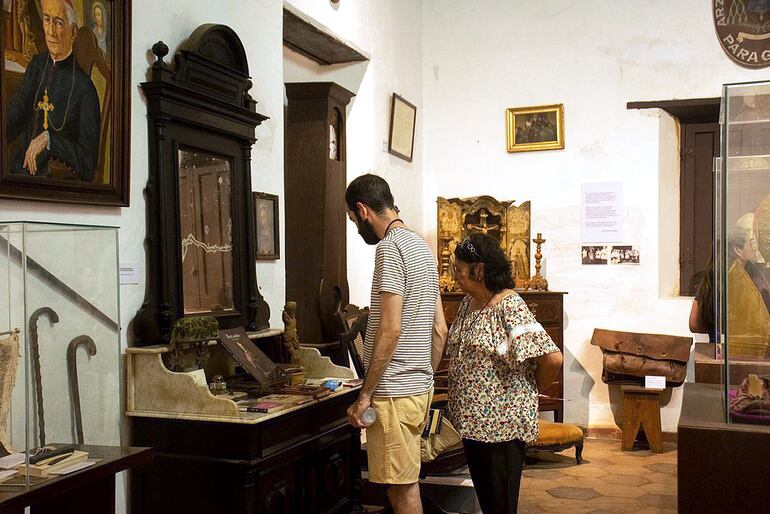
441,291,566,422
285,83,355,356
130,388,361,514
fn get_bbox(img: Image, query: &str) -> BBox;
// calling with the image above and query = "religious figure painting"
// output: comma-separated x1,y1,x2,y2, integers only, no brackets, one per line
0,0,130,205
506,103,564,153
254,192,279,260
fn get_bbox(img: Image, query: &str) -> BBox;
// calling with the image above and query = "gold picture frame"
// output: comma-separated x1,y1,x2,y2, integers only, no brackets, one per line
506,103,564,153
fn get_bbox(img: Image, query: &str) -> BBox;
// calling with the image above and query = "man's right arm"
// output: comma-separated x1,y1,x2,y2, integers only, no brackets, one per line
431,294,448,373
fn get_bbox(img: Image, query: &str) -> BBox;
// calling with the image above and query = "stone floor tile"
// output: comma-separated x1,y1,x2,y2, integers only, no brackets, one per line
644,471,677,484
637,493,678,509
559,465,609,478
600,472,650,486
592,483,648,498
546,486,601,500
644,462,677,474
640,481,677,495
522,468,566,480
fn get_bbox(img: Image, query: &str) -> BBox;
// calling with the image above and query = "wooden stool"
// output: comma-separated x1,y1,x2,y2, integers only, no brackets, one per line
621,385,664,453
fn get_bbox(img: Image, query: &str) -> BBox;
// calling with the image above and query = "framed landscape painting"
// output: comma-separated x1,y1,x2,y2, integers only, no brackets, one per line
506,103,564,153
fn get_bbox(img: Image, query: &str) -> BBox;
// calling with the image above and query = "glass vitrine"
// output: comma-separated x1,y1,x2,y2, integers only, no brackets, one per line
0,222,120,488
717,80,770,425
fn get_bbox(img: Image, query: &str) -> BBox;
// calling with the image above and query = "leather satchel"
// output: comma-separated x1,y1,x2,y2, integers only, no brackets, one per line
420,413,462,463
590,328,693,387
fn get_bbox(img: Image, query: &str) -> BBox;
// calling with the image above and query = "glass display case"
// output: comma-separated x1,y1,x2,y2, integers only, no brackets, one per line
716,80,770,425
0,222,120,489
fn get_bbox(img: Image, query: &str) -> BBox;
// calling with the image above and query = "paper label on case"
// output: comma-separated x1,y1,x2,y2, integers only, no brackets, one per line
645,375,666,389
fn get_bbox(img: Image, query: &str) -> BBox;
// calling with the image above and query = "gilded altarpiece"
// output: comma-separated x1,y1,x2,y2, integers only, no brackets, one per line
437,196,531,291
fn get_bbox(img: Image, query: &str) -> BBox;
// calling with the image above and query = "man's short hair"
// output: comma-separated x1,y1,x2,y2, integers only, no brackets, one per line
345,174,395,214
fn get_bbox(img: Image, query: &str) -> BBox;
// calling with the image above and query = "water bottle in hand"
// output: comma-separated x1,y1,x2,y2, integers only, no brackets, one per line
361,407,377,427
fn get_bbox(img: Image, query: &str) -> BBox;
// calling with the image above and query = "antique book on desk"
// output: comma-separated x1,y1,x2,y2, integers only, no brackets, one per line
18,450,90,477
278,384,331,399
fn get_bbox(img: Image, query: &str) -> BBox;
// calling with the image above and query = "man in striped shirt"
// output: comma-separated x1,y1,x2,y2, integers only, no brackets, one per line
345,174,447,514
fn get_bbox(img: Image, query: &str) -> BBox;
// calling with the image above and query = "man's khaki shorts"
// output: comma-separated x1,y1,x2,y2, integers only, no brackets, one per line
366,389,433,484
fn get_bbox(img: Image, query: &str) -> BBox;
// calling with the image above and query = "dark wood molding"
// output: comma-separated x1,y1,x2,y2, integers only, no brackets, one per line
627,97,720,124
283,6,369,65
133,26,270,346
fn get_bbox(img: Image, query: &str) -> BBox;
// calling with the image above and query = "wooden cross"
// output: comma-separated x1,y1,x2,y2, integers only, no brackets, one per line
465,210,499,234
37,89,55,130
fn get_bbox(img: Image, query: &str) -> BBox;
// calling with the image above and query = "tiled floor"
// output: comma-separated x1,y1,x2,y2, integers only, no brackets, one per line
518,438,677,513
367,438,678,513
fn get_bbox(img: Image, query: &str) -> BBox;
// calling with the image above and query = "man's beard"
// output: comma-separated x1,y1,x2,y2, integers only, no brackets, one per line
355,213,380,245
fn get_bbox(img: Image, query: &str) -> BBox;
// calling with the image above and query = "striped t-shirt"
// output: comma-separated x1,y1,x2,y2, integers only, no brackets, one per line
364,227,438,397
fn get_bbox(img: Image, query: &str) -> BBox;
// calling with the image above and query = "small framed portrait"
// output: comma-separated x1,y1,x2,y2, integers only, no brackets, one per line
0,0,131,205
253,192,279,260
506,103,564,153
388,93,417,162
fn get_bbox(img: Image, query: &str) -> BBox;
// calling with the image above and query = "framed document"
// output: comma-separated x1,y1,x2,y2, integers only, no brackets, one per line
388,93,417,162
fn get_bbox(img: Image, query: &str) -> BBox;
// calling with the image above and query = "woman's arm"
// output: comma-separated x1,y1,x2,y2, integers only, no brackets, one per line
689,300,707,333
535,351,563,393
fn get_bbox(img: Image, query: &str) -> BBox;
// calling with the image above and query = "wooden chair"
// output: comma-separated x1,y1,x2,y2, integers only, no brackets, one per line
74,26,111,183
340,307,368,379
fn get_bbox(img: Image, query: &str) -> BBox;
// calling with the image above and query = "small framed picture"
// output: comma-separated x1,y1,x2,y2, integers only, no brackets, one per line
388,93,417,162
506,104,564,153
582,245,608,265
610,245,640,265
253,192,279,260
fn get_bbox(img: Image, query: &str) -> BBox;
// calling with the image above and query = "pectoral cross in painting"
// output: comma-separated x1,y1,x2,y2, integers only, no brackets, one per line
465,210,499,234
37,89,55,130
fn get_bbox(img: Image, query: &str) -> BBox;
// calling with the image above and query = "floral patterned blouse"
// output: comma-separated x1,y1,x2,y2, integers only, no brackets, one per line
447,293,559,444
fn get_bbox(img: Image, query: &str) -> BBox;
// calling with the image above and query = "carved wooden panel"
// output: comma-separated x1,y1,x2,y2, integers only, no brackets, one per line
437,196,531,291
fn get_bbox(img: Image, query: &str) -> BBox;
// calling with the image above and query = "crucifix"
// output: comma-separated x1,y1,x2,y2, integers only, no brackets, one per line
465,210,499,234
37,89,55,130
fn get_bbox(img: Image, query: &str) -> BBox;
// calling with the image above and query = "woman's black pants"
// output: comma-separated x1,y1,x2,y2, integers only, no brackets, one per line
462,438,526,514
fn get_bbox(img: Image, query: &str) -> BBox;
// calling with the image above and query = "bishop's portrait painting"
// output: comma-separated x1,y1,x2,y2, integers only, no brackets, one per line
0,0,130,205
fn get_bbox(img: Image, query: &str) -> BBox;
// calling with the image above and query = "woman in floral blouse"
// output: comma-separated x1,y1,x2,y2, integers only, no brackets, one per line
447,234,563,514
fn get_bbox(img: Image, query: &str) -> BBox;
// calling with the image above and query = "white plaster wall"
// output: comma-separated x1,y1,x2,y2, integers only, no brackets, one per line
421,0,770,431
0,1,284,512
284,0,424,308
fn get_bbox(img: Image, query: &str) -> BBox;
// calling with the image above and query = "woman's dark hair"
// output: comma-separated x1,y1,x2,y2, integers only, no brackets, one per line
454,233,514,293
345,174,396,213
694,249,715,332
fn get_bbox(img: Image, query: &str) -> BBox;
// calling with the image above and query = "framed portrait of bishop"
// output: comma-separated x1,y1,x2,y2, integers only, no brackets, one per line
0,0,130,206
